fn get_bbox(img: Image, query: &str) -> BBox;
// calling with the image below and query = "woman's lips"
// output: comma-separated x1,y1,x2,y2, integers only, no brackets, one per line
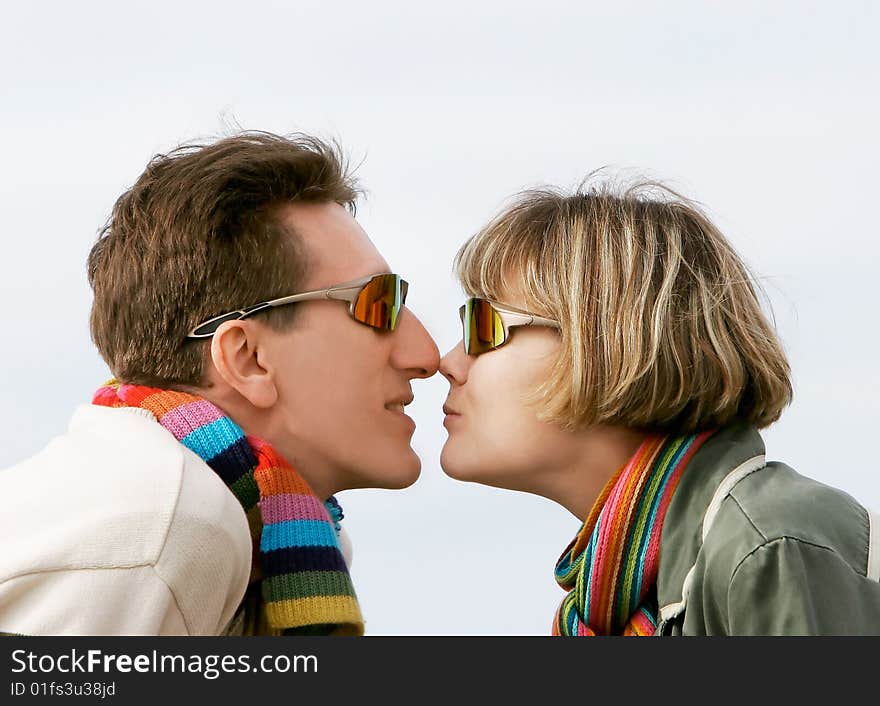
442,404,461,428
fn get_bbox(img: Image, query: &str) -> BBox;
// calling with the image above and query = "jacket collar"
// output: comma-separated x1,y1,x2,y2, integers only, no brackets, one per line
656,425,766,613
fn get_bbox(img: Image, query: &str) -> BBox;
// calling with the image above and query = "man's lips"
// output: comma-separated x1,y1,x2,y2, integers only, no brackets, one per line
385,396,417,434
385,396,415,413
385,394,413,416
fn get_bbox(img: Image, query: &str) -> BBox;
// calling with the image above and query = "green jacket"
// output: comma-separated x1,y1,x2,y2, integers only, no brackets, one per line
656,425,880,635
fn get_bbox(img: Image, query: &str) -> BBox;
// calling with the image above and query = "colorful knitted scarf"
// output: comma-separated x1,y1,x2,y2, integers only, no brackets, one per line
553,430,715,636
93,381,364,636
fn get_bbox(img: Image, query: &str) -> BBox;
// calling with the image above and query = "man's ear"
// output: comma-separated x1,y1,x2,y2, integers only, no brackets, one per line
208,320,278,408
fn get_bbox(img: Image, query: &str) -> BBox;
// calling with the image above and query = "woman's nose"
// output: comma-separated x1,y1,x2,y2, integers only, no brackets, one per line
439,340,468,385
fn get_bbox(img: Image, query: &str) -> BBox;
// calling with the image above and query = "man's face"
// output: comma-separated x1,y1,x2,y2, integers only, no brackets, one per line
256,202,439,496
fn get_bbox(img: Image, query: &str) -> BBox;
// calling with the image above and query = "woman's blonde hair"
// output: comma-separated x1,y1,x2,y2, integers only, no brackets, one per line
455,177,792,434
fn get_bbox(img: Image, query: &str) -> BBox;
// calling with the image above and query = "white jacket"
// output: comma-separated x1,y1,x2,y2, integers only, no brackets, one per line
0,404,253,635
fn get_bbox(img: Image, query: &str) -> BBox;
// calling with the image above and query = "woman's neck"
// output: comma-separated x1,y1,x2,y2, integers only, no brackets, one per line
540,426,648,522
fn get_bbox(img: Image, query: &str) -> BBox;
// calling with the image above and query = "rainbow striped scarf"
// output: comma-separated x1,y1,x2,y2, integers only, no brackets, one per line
93,381,364,636
553,431,714,636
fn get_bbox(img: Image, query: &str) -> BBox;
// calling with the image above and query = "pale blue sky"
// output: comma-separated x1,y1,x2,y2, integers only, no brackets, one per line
1,1,878,634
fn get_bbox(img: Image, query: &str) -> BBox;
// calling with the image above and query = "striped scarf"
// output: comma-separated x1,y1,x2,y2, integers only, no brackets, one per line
93,381,364,636
553,431,714,636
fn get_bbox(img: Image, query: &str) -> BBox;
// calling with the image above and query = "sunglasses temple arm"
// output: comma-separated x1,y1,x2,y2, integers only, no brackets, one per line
530,315,561,329
498,311,561,330
324,285,365,302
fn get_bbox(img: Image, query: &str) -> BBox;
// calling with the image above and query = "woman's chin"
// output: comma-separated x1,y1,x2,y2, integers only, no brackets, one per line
440,443,492,485
440,443,474,482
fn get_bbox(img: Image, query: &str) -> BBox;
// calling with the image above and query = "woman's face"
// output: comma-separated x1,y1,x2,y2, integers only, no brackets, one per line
439,295,581,493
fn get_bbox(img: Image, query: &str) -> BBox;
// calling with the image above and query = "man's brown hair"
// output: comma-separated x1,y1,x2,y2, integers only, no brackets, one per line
456,177,793,434
87,131,359,387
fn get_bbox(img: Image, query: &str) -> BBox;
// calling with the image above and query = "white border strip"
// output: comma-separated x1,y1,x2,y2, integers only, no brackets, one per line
867,508,880,582
658,454,766,623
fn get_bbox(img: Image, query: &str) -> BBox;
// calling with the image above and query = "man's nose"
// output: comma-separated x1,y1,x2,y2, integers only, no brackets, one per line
392,308,440,378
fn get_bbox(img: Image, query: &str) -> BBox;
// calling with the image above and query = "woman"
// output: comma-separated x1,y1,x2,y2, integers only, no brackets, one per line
439,179,880,635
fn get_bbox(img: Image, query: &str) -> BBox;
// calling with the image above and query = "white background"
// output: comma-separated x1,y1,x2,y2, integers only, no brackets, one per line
1,1,878,635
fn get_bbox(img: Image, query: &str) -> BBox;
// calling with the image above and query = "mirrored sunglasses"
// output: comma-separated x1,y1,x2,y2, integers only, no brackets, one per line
187,273,408,339
459,297,560,355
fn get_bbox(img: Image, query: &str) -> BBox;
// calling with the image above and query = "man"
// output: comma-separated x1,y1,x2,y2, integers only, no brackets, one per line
0,132,440,635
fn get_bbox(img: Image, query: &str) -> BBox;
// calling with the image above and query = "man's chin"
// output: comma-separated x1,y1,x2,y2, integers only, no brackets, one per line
384,451,422,489
354,449,422,490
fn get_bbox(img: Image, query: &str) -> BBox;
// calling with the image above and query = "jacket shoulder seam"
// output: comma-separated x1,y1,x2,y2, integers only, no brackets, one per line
153,444,187,566
151,449,198,636
0,564,190,636
728,535,844,589
148,565,191,635
727,493,768,543
0,563,155,584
